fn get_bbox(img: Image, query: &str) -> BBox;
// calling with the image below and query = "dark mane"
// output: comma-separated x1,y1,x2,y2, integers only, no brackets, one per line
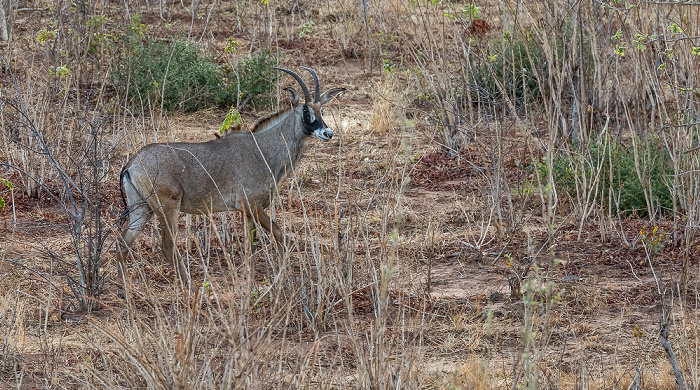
251,108,294,133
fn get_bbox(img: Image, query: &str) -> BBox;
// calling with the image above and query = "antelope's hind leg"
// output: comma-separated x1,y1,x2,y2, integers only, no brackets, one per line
153,196,189,282
116,200,153,296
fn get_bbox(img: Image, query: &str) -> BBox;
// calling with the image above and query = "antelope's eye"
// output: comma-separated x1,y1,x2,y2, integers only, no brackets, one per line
308,108,316,123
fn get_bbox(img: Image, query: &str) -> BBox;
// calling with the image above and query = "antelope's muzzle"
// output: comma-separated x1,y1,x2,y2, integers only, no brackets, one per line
314,127,333,141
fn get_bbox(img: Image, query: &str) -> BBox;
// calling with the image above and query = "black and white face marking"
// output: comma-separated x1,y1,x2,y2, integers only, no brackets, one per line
303,105,333,141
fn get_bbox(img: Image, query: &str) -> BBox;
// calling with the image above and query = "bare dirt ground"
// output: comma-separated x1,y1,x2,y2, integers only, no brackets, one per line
1,2,698,389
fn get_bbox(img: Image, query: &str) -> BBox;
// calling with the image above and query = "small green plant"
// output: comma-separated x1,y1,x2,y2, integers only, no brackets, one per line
615,43,627,56
503,253,513,267
389,228,404,246
299,21,315,38
36,28,58,44
382,58,395,73
667,23,683,34
533,155,577,194
50,65,72,78
85,14,117,55
468,30,550,105
319,160,330,180
462,4,480,19
224,37,241,54
372,31,397,45
640,225,666,254
632,33,647,50
0,178,12,208
127,13,148,38
202,281,213,296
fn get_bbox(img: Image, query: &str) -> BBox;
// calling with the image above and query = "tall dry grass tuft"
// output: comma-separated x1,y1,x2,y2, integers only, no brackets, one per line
369,72,406,135
85,244,298,388
0,270,23,384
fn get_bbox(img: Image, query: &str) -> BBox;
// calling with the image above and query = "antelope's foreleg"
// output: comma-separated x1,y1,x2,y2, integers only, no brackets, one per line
248,205,286,245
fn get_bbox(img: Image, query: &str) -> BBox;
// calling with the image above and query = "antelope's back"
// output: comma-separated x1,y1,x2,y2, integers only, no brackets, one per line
126,135,276,213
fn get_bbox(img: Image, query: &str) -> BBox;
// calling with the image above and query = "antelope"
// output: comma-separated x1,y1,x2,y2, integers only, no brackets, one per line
116,67,345,280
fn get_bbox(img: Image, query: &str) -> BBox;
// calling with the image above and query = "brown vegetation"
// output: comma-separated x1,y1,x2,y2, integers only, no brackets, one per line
1,0,699,388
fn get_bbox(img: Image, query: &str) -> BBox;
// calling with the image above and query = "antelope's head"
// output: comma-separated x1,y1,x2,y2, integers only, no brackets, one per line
273,67,345,141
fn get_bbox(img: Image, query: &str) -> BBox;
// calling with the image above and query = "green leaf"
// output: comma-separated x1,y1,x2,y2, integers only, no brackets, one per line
299,21,315,38
51,65,72,78
0,178,8,209
668,23,683,34
615,44,627,56
225,37,240,54
219,108,242,133
461,4,480,18
36,29,58,44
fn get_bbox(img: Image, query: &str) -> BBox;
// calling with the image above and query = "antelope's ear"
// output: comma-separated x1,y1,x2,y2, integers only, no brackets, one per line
318,88,346,105
284,87,299,106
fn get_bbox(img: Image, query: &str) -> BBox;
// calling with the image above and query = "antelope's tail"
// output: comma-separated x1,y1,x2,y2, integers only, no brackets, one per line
119,167,130,224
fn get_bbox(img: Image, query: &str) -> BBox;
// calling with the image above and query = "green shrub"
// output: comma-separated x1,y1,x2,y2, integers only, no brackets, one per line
219,50,278,108
535,137,674,217
533,153,577,194
114,36,278,112
469,33,547,106
416,31,558,152
114,38,222,111
606,138,673,216
464,26,593,108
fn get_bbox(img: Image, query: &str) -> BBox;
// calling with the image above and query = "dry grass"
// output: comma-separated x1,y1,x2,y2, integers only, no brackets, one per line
1,0,700,388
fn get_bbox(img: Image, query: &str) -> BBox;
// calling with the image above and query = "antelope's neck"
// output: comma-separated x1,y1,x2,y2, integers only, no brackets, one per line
249,108,307,183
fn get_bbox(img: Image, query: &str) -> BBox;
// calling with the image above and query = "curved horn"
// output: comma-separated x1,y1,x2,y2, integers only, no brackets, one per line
300,66,321,103
272,67,311,104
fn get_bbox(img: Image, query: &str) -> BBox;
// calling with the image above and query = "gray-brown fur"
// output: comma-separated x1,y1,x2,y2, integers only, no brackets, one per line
116,67,345,283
